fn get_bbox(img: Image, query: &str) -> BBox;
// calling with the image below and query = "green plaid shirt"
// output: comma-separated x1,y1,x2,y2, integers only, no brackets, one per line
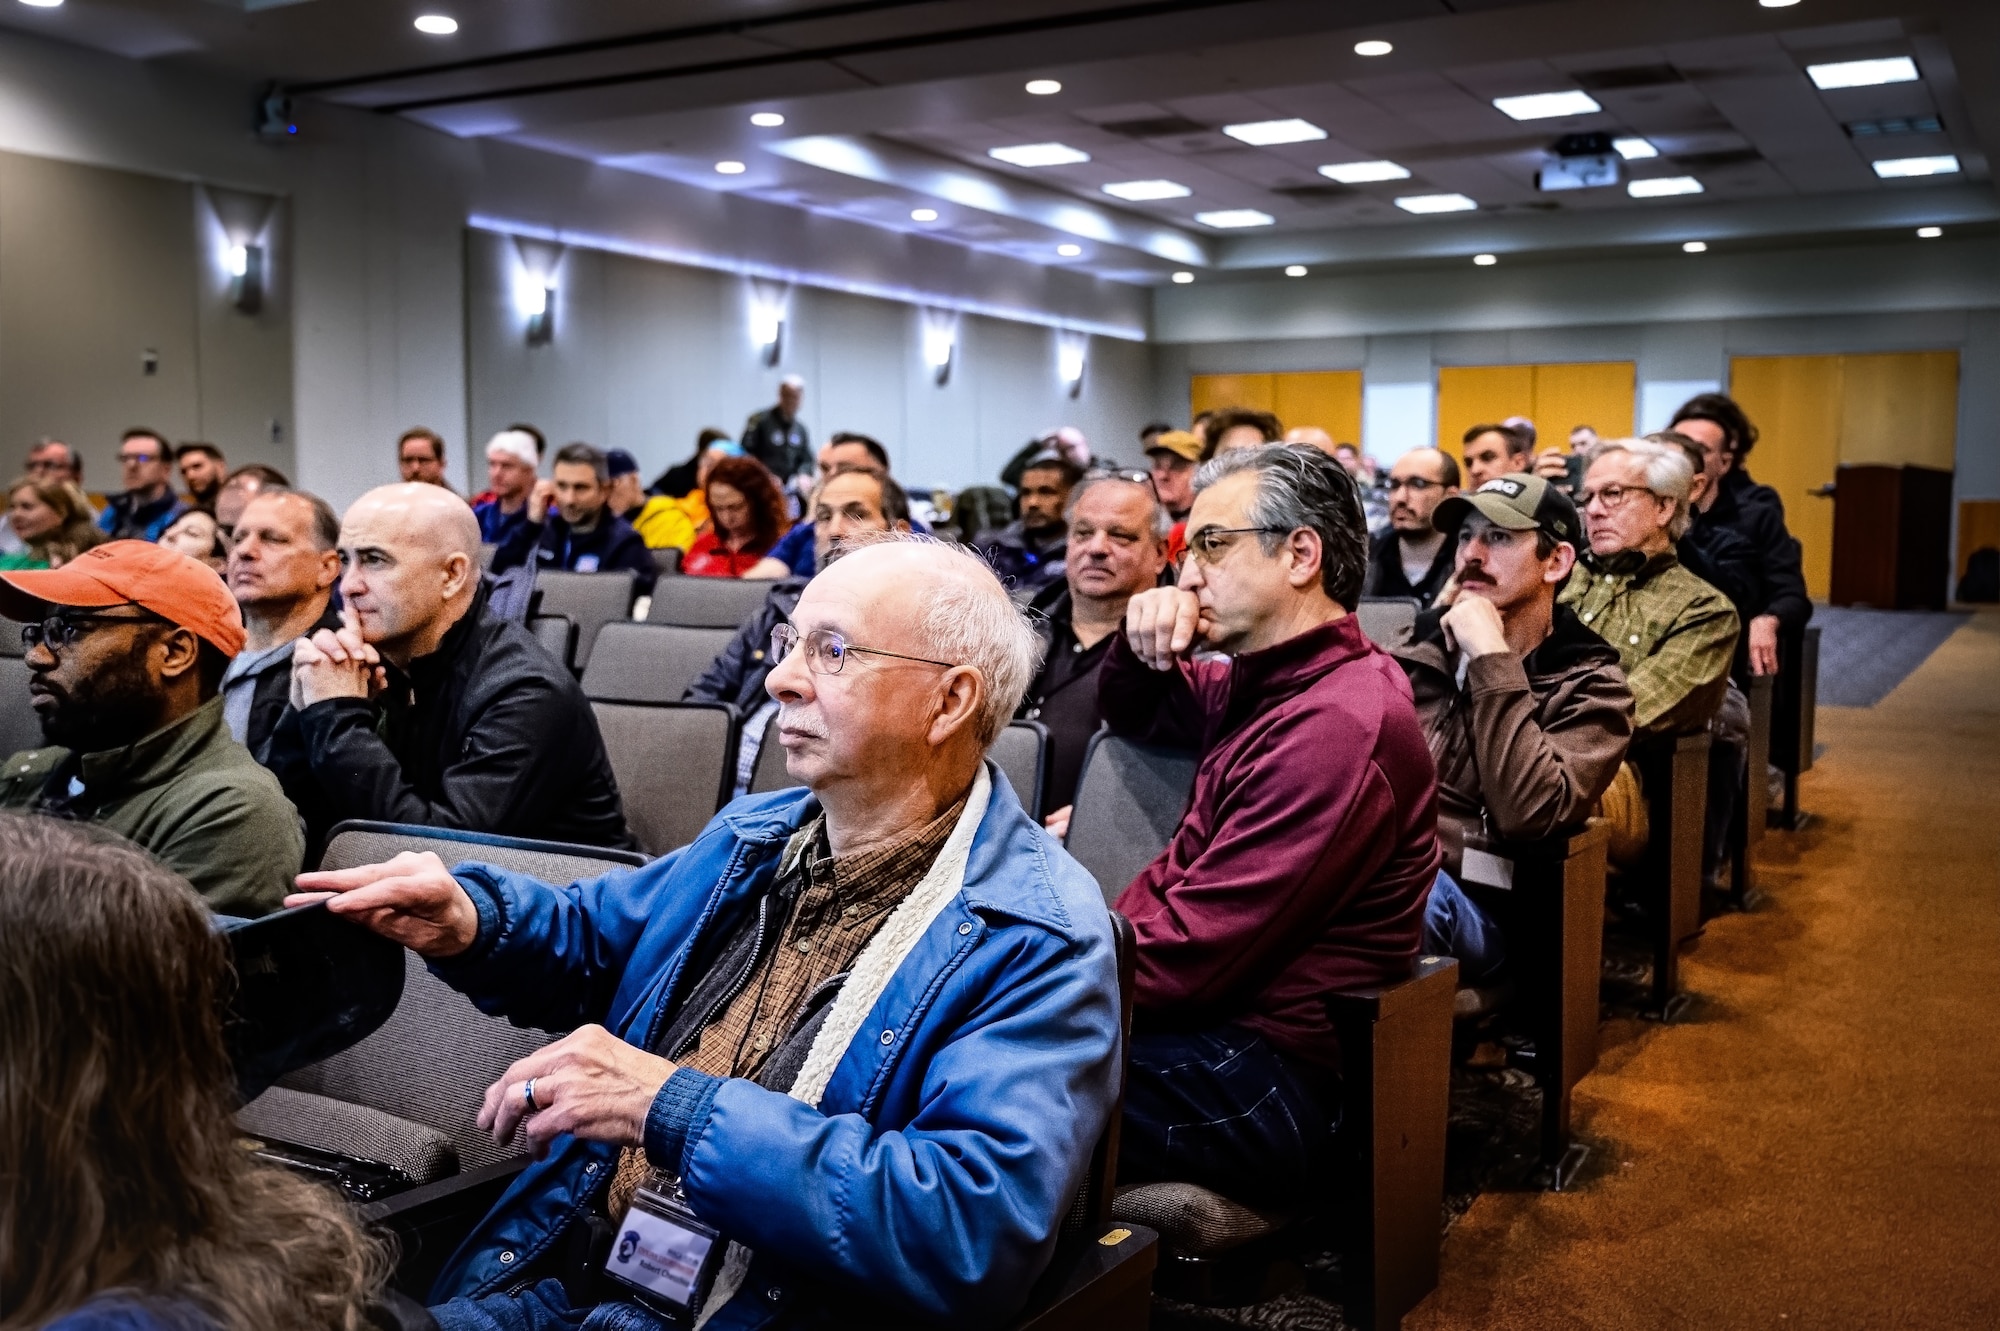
1560,549,1740,735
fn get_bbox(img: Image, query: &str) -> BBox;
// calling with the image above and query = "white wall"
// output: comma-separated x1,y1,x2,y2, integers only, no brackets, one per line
465,230,1157,491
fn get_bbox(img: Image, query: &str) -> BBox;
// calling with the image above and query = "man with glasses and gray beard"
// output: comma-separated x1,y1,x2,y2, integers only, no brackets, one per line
0,541,303,916
1099,444,1439,1209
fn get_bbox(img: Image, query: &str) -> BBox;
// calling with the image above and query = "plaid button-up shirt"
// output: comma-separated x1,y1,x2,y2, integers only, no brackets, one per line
1560,549,1739,735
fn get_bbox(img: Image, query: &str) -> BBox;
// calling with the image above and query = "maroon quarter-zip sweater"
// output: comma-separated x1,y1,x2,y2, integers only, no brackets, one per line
1103,614,1439,1070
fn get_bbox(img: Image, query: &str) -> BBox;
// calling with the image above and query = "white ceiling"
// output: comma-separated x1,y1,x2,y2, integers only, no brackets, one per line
4,0,1995,283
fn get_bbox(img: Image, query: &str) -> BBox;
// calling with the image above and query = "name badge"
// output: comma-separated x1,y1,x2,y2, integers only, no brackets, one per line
575,553,602,573
1461,847,1515,891
602,1183,723,1324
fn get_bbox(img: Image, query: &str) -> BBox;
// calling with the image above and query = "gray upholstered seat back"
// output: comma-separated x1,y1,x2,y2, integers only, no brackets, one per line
1064,734,1199,907
532,570,637,670
1356,596,1421,647
645,576,775,629
582,622,736,704
590,701,737,855
526,614,577,671
988,722,1047,817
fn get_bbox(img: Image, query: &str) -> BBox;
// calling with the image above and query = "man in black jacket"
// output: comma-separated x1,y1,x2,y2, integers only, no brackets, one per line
1364,447,1460,606
685,467,909,792
488,442,657,593
221,488,342,762
1670,393,1812,678
263,483,634,856
740,375,812,485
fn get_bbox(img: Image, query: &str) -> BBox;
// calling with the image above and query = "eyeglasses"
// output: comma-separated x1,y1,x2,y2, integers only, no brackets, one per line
21,606,161,651
1576,484,1658,509
1182,525,1292,566
119,452,161,466
769,623,957,676
1387,476,1444,494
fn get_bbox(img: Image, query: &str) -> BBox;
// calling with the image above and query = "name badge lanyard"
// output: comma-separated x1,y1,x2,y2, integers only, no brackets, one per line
601,1169,726,1325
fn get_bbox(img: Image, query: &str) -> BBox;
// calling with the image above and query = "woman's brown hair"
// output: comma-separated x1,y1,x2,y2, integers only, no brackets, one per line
0,814,388,1329
703,455,791,556
6,475,104,568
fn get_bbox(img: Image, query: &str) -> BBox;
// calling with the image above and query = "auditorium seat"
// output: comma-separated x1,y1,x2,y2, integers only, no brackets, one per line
526,613,577,673
589,700,738,854
1627,732,1712,1019
581,621,736,703
1356,596,1421,647
645,574,776,629
477,543,497,571
1771,623,1821,829
651,546,683,578
1732,673,1775,907
748,711,788,794
1065,732,1199,905
1110,955,1457,1329
530,569,638,671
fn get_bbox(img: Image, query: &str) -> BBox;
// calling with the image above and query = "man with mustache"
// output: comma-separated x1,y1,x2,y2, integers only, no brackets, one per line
0,541,302,916
1364,447,1461,607
1388,475,1635,979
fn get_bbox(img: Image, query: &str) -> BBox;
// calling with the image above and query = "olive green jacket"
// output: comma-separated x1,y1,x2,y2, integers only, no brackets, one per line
0,695,303,917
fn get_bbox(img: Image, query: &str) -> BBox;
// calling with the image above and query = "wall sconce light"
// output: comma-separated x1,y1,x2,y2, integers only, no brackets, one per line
516,273,555,344
922,313,956,386
1057,334,1087,399
750,303,785,367
226,243,265,313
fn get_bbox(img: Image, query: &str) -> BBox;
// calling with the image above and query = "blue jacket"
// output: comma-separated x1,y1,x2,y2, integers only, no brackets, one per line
490,509,658,594
427,765,1121,1330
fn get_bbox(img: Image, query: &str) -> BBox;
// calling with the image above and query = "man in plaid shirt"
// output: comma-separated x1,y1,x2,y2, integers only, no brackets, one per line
1560,438,1739,864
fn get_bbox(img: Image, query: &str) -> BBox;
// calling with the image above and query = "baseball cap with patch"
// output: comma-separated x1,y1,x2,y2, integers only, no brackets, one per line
1432,472,1581,550
0,539,246,656
1144,429,1203,463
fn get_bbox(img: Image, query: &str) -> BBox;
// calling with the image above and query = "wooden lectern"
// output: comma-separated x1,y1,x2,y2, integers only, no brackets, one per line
1828,463,1953,610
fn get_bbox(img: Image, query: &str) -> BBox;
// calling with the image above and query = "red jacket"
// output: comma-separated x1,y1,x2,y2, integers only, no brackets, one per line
1104,614,1439,1070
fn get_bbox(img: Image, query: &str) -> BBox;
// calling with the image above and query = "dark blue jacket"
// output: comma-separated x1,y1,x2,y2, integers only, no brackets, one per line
684,579,805,710
426,766,1121,1330
490,509,657,594
97,490,188,542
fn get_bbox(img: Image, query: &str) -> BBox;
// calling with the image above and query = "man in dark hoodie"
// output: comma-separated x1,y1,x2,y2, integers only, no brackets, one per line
489,442,657,593
1390,474,1634,980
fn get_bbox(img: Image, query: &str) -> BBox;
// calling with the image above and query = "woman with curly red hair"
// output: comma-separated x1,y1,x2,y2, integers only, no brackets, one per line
683,454,791,578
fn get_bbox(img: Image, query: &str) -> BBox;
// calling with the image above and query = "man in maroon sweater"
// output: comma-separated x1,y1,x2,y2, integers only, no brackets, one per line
1103,443,1440,1205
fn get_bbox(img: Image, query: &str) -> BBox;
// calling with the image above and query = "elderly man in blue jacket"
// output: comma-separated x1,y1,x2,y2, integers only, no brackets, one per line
291,533,1122,1330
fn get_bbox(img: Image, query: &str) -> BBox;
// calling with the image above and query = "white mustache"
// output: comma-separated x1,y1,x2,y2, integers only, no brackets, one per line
777,704,829,739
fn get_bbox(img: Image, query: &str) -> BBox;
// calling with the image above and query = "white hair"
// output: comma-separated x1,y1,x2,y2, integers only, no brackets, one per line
1585,437,1696,539
843,531,1044,747
780,374,805,391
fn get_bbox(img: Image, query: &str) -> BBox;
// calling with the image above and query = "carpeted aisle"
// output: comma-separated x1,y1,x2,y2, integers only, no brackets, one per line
1406,609,2000,1331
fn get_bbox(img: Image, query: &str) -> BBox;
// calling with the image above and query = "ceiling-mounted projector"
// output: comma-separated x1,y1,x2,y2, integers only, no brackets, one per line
1537,132,1620,191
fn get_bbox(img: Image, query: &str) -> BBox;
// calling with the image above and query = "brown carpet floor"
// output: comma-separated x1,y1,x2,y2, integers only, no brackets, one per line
1406,608,2000,1330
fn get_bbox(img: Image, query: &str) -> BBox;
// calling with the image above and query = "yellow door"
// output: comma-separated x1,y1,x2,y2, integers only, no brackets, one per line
1436,365,1534,463
1436,362,1633,464
1190,370,1362,444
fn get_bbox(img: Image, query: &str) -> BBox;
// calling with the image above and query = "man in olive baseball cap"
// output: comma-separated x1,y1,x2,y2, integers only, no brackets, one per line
0,540,303,916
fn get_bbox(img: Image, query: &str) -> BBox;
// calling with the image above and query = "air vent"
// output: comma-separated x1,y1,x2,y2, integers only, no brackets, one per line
1846,115,1943,137
1268,182,1355,203
1572,64,1684,92
1099,116,1211,139
1671,148,1762,169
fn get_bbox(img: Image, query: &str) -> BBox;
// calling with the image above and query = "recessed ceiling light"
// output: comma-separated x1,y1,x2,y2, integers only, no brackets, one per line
1916,225,1943,238
988,142,1090,167
1683,240,1709,253
1319,160,1410,184
1222,119,1327,146
1613,137,1659,160
1196,209,1276,228
750,112,785,128
1872,154,1959,178
1171,271,1195,284
1395,192,1479,214
1628,175,1703,198
1493,90,1602,121
910,208,938,222
1760,0,1801,7
714,160,747,175
1102,179,1192,201
413,14,457,34
1025,79,1062,96
1472,253,1497,266
1057,243,1083,257
1808,56,1918,90
1284,264,1308,277
17,0,64,8
1354,40,1393,57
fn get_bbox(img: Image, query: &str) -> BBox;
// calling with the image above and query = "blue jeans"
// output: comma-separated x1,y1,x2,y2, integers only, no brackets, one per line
1117,1024,1336,1207
1423,869,1507,984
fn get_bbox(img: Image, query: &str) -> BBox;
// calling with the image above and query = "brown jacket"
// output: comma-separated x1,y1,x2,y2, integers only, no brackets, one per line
1390,605,1634,877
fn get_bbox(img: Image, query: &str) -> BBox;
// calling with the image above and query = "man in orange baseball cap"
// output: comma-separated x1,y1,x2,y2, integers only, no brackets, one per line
0,540,302,916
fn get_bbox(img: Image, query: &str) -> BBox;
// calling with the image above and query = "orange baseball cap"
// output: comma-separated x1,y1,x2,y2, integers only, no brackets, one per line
0,540,246,657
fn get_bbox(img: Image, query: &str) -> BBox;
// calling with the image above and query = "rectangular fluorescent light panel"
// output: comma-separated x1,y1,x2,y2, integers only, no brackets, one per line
1613,137,1659,160
1871,154,1960,178
1195,209,1276,228
1394,193,1478,214
1627,175,1703,197
1493,90,1602,121
1807,56,1919,90
1222,118,1327,146
1102,179,1192,201
987,142,1090,167
1319,160,1410,184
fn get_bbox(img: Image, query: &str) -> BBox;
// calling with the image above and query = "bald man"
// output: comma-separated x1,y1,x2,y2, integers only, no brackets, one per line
261,483,634,856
